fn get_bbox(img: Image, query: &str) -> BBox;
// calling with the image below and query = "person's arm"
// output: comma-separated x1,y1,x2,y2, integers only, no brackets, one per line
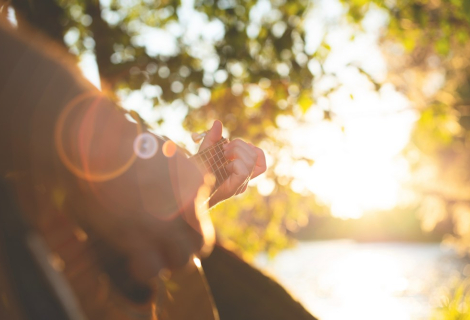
0,20,208,282
0,18,266,283
197,120,267,207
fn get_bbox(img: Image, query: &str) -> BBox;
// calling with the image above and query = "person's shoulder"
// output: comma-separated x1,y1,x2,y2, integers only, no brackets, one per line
0,17,91,90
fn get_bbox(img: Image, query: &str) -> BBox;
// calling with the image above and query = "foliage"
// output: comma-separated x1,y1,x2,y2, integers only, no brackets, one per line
12,0,470,257
11,0,314,140
432,279,470,320
296,206,446,243
211,184,324,259
345,0,470,55
8,0,327,256
341,0,470,255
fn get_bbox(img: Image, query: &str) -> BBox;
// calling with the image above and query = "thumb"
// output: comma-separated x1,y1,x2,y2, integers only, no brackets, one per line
199,120,223,151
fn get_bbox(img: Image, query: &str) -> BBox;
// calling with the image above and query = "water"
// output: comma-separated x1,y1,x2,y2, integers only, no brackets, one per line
255,240,468,320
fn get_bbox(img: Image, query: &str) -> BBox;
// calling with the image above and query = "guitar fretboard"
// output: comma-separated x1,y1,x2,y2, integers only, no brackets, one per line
192,138,230,190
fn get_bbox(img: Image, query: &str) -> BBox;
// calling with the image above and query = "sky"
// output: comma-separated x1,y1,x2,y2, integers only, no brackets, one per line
260,0,419,218
76,0,421,219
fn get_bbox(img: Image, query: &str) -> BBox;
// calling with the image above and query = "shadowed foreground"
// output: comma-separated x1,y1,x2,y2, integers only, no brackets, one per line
203,245,318,320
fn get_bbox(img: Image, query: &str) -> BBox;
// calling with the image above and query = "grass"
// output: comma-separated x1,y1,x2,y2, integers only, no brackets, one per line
432,278,470,320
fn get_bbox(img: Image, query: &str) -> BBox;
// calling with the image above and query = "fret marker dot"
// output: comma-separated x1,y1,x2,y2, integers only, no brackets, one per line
162,140,177,158
134,133,158,159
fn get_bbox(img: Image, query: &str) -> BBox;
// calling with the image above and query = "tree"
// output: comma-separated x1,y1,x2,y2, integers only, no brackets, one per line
6,0,325,256
10,0,313,136
341,0,470,254
13,0,468,257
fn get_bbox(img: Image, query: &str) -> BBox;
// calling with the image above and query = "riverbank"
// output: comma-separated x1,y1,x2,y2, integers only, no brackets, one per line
294,208,450,243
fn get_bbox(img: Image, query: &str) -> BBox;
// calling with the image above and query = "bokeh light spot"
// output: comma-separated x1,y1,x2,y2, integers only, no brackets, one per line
134,133,158,159
162,140,177,158
48,253,65,272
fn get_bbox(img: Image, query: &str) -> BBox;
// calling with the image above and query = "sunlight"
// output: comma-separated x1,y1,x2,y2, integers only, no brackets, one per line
315,248,415,320
256,241,464,320
78,52,101,90
281,73,416,219
7,6,17,27
282,2,418,219
291,98,416,219
75,0,419,220
7,0,470,319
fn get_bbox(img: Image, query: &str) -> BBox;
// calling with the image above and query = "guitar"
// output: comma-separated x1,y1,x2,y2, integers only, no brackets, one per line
0,137,230,320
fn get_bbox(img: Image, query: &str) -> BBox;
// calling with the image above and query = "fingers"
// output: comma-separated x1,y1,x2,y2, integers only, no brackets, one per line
203,134,267,206
224,144,257,175
225,159,251,195
199,120,223,151
248,144,267,178
223,139,267,179
225,159,251,178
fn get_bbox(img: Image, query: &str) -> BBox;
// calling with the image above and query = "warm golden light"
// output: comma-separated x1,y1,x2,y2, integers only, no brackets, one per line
162,140,177,158
275,84,417,219
134,133,159,159
193,257,202,268
256,241,463,320
55,92,141,182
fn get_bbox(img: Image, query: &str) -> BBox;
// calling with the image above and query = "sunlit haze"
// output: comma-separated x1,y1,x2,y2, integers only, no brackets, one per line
78,0,419,219
5,0,469,320
256,241,464,320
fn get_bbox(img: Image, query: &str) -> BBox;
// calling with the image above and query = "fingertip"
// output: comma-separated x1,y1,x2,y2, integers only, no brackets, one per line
212,119,222,131
208,120,222,139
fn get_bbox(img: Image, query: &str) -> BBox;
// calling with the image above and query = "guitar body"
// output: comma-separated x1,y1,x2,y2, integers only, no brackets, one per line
0,22,230,320
0,178,218,320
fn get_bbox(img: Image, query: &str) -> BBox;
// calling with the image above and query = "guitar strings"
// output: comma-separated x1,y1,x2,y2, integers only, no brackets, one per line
194,138,226,160
198,145,229,183
54,139,229,282
44,139,231,319
48,227,159,319
192,138,230,190
193,138,253,196
67,140,230,281
61,139,228,278
194,138,226,158
197,139,251,194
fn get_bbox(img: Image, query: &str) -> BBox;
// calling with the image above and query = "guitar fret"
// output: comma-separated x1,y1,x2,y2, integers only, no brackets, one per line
197,139,224,157
216,144,229,180
192,138,229,190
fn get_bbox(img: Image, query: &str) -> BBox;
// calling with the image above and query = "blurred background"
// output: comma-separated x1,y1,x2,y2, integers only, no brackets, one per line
3,0,470,319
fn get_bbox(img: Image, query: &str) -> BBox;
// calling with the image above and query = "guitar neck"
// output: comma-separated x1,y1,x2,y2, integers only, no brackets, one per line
192,138,230,190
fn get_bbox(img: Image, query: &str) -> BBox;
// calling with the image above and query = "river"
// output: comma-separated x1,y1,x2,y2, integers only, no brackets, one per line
255,240,469,320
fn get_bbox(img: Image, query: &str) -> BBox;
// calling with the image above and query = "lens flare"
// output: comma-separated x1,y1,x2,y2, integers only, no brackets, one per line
162,140,177,158
134,133,159,159
55,92,142,182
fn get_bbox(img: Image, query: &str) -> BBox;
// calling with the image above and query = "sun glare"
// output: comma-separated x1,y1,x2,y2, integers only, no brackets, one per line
278,76,417,219
277,2,419,219
286,87,417,219
75,0,419,220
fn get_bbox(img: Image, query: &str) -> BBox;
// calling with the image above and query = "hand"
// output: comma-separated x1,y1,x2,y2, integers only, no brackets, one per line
198,120,267,206
60,99,214,288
